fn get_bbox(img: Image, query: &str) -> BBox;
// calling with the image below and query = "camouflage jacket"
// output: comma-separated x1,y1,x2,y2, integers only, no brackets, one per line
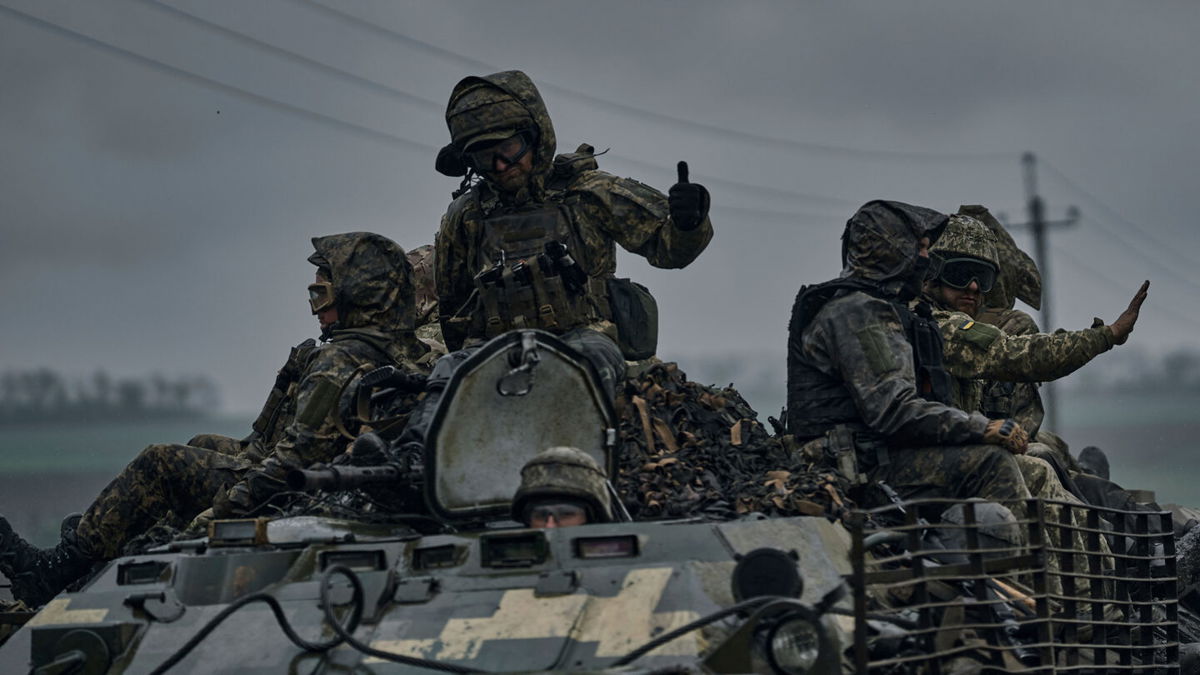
975,307,1045,433
934,307,1115,415
798,291,990,447
435,71,712,350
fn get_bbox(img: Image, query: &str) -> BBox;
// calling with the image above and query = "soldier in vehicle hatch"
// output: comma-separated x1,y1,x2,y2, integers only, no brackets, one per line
0,232,431,608
786,200,1032,516
511,446,614,528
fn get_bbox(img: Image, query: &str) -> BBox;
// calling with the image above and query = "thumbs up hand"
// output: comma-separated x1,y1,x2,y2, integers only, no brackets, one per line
668,160,710,232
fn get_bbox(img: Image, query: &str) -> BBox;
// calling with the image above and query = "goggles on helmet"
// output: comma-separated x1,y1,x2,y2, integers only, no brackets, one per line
464,132,532,172
930,256,998,293
308,281,335,314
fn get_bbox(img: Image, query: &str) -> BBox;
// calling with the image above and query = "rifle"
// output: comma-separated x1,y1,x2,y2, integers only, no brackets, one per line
286,432,419,492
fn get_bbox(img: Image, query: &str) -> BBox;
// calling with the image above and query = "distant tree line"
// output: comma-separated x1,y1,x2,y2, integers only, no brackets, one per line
0,368,220,426
1063,348,1200,395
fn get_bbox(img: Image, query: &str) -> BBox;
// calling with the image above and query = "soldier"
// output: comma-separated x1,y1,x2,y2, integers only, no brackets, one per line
0,232,430,607
786,200,1031,516
434,70,710,385
398,70,712,450
959,204,1049,436
511,447,614,528
924,213,1147,421
407,243,447,358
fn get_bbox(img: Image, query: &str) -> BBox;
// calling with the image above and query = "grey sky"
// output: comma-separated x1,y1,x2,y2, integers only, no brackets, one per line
2,0,1197,413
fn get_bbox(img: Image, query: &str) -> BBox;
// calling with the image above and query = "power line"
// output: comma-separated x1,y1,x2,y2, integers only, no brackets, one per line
137,0,444,113
0,3,441,153
291,0,1021,163
128,0,858,211
1040,158,1197,274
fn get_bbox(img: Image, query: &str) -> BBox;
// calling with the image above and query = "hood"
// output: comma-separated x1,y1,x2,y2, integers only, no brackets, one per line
445,70,557,199
840,200,948,293
308,232,414,333
957,204,1042,311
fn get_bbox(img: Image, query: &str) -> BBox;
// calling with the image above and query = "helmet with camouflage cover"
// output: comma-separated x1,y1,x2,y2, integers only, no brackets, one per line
511,446,613,524
938,499,1022,560
307,232,415,332
930,214,1000,268
958,204,1042,311
442,70,557,197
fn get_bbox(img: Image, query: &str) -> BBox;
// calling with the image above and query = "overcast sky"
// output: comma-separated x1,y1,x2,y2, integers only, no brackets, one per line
2,0,1197,413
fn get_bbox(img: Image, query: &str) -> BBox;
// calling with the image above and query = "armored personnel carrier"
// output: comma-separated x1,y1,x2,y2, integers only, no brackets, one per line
0,331,1184,673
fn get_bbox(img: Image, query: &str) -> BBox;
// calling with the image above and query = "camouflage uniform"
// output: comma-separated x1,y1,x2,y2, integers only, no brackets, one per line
785,201,1029,515
434,70,712,353
959,205,1047,435
214,232,433,517
927,215,1116,591
408,243,447,358
0,233,429,607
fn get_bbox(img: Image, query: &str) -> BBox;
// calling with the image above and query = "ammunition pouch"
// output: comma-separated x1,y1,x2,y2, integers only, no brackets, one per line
606,277,659,360
472,260,610,339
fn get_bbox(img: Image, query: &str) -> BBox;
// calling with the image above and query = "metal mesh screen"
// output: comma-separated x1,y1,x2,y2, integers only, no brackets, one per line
848,498,1179,674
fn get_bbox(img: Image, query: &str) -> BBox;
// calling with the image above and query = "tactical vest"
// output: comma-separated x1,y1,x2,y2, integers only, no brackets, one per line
246,338,317,457
786,280,952,441
470,201,611,339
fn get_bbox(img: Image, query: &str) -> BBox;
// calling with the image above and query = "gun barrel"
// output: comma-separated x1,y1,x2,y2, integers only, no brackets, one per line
286,464,404,492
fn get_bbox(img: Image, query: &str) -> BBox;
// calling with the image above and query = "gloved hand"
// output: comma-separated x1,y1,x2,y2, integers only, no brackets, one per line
983,418,1029,455
668,161,710,231
1109,280,1149,345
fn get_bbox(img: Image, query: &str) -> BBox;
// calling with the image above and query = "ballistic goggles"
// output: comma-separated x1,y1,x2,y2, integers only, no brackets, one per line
464,131,532,172
929,256,998,293
308,281,335,314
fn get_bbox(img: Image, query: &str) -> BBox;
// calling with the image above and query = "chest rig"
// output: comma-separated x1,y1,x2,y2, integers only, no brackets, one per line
471,202,610,339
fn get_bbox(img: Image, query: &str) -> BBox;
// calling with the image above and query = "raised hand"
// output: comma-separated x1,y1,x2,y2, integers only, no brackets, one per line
667,160,710,232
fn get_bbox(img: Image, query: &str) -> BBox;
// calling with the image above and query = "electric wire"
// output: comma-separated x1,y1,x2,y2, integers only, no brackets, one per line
0,3,440,153
290,0,1019,163
1039,160,1200,294
1051,242,1200,330
1041,158,1196,272
124,0,858,211
137,0,444,112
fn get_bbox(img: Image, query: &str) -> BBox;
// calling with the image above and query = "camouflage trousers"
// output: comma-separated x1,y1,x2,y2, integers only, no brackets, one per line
866,444,1031,520
74,443,250,560
1016,454,1115,600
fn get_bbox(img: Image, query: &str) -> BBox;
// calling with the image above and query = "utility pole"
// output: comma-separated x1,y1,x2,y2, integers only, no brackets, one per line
1007,152,1079,433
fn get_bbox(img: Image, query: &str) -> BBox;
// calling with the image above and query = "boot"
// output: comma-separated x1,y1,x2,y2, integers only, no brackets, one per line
0,514,95,608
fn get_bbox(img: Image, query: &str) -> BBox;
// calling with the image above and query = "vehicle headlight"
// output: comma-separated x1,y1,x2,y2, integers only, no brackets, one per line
766,615,822,674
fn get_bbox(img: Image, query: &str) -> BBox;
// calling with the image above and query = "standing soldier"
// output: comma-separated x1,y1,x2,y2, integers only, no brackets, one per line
0,232,430,607
786,200,1031,516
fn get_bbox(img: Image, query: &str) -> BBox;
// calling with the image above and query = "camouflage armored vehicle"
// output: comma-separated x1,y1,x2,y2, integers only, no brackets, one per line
0,331,1185,673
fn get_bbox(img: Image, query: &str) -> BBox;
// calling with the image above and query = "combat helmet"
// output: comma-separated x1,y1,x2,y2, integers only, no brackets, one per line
511,446,613,524
937,499,1022,560
930,214,999,268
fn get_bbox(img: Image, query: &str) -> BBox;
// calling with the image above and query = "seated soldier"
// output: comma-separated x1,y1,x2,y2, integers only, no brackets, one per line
0,232,430,607
786,200,1031,520
511,447,613,528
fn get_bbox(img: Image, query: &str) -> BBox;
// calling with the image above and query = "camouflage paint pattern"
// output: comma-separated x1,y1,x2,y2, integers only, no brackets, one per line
436,71,712,350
